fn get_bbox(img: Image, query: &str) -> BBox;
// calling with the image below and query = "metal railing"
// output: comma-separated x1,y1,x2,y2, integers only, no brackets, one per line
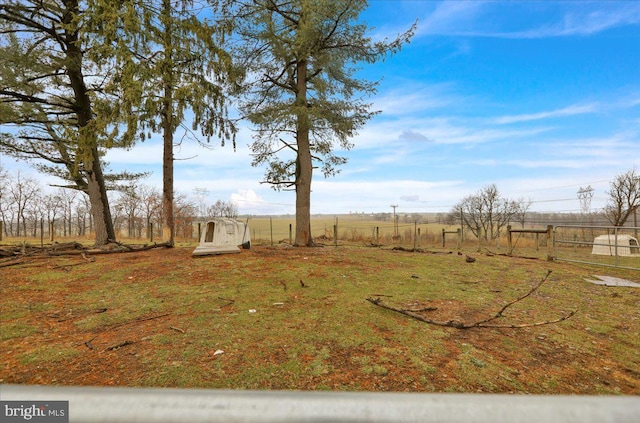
553,225,640,270
2,385,640,423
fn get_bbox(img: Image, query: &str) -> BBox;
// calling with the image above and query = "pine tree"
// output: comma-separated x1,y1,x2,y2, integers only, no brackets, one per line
110,0,240,246
236,0,414,246
0,0,128,245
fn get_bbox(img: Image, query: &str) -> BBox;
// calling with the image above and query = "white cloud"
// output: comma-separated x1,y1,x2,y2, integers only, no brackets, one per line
416,0,486,37
372,83,460,116
506,4,640,38
413,1,640,39
494,103,599,125
230,189,291,215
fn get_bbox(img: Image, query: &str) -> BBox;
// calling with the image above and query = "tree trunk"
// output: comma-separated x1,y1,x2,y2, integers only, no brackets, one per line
294,59,314,246
64,0,114,246
85,150,116,245
162,125,174,246
161,0,175,246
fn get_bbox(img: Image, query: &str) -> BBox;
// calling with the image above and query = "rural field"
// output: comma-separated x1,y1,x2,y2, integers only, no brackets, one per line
1,238,639,394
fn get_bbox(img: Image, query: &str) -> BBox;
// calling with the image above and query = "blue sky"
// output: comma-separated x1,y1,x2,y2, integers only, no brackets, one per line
3,0,639,216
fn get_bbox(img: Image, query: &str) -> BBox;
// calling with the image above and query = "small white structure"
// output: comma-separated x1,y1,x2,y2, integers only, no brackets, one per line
591,234,640,257
192,219,250,256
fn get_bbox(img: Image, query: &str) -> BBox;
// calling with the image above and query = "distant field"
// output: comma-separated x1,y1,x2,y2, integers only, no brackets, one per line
245,215,459,245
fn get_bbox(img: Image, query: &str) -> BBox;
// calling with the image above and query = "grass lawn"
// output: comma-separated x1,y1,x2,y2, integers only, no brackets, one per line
1,243,639,394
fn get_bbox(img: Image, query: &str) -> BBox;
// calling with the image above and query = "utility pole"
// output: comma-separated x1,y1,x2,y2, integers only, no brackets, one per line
390,205,398,238
460,208,464,241
635,177,640,238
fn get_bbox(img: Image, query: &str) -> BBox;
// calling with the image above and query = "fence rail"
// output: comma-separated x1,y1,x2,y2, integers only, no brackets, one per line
2,385,639,423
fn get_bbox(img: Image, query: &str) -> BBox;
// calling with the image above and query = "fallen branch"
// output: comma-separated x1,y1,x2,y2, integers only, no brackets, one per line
51,308,107,322
104,340,134,351
367,270,577,329
105,312,171,331
0,258,25,268
49,242,172,256
217,297,235,308
107,239,134,251
84,336,97,350
51,258,95,270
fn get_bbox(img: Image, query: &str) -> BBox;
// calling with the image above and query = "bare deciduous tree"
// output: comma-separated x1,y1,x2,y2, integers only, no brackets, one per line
8,172,40,237
453,184,526,240
206,200,238,219
604,168,640,227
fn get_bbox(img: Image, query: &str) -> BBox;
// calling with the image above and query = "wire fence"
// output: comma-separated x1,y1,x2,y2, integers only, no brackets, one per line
553,225,640,270
3,217,639,271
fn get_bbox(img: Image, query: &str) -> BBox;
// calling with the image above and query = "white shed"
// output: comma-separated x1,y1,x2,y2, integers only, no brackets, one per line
192,219,250,256
591,234,640,257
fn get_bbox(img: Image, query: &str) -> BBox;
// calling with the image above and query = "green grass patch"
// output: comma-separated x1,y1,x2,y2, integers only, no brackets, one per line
1,245,638,394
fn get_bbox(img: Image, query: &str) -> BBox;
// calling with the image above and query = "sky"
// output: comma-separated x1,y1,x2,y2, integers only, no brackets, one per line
2,0,639,216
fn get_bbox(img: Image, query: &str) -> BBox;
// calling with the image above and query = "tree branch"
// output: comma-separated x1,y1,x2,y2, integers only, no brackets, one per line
366,270,577,329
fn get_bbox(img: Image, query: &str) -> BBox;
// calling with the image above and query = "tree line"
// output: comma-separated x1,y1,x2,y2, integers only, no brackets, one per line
0,166,237,240
1,0,414,247
446,169,640,241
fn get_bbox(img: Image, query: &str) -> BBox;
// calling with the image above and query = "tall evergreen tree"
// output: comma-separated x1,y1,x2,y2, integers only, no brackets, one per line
0,0,130,245
236,0,414,246
1,1,239,246
111,0,240,246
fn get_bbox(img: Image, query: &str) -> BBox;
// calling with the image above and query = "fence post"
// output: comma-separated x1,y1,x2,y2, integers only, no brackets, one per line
442,228,446,247
376,227,379,244
456,228,461,249
546,225,553,261
413,222,417,250
614,227,619,268
507,225,512,256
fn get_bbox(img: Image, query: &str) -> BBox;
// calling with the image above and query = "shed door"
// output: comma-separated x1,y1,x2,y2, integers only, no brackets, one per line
205,222,215,243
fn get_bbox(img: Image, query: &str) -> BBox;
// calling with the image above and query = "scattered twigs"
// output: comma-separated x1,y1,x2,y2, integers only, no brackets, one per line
104,340,134,351
49,307,107,322
106,312,171,331
367,270,578,329
170,326,186,334
217,297,235,308
84,336,97,350
51,258,96,270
